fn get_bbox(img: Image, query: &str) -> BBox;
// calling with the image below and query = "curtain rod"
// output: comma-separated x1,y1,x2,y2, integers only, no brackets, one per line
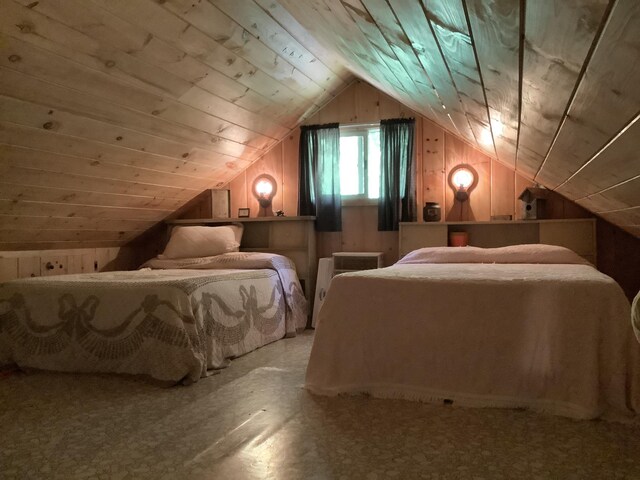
340,122,380,129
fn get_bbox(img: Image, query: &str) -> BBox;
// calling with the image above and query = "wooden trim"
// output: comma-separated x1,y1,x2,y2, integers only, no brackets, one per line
168,216,315,224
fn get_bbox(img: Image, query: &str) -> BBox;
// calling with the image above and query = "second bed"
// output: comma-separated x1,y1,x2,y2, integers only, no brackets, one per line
306,245,640,420
0,252,307,384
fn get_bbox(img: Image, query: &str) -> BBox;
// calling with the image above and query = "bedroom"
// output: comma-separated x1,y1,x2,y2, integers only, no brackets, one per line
1,0,640,478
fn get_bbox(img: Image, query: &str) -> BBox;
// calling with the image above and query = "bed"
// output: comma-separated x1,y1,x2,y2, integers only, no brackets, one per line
305,244,640,420
0,225,307,384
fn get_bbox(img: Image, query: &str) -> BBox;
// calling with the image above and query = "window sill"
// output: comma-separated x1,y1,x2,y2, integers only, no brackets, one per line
341,197,378,207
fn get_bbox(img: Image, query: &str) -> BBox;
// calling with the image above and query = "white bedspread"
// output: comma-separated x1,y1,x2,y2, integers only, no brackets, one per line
306,263,640,420
0,253,307,384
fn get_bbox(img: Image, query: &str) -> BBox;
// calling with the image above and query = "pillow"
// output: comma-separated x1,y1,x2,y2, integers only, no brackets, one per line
396,244,590,265
160,224,243,259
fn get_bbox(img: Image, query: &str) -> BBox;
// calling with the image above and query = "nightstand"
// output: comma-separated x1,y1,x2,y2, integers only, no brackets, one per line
312,252,385,328
332,252,384,274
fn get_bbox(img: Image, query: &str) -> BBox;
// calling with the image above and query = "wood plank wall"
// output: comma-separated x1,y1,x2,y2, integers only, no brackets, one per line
0,246,141,282
1,0,637,247
226,81,537,265
0,0,353,251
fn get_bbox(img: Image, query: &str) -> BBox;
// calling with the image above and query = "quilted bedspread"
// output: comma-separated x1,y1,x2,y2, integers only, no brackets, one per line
0,253,307,384
306,263,640,421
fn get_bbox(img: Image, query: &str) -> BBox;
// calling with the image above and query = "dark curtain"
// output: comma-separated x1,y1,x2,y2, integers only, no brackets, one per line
298,123,341,231
378,118,416,231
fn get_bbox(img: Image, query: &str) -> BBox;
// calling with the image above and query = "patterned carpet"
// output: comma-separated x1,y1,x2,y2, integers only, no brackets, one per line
1,331,639,479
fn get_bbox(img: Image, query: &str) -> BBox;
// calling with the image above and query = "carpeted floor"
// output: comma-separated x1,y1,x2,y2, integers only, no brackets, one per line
1,331,639,479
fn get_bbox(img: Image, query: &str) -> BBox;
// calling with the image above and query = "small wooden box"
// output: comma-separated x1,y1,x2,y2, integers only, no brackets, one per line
179,189,230,219
210,189,230,218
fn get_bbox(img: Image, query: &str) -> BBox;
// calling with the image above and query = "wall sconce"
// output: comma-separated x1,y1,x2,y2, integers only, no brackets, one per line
448,164,478,202
445,164,478,222
252,174,277,217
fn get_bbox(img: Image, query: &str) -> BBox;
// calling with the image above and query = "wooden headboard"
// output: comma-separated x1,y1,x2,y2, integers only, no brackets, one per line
399,219,596,264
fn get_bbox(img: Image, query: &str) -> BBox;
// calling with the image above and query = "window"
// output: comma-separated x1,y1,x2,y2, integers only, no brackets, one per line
339,126,381,199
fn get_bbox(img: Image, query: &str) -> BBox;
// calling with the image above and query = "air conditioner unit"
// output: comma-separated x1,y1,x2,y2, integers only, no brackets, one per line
312,258,334,328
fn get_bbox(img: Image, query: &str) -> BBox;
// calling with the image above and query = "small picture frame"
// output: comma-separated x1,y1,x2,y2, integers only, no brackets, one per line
238,208,250,218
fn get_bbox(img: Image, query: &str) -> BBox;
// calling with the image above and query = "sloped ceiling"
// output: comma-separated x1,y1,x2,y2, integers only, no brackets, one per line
0,0,638,249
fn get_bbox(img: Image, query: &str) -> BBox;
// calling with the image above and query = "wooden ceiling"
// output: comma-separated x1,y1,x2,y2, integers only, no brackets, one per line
278,0,639,236
0,0,638,249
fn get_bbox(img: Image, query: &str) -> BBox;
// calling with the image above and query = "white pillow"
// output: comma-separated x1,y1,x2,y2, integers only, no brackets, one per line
397,244,590,265
160,225,243,259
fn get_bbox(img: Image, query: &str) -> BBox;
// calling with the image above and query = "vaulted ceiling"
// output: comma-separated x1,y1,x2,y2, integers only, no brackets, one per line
0,0,638,249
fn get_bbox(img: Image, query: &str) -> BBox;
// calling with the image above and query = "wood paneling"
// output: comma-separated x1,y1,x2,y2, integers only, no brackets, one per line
576,176,640,213
353,0,443,123
253,0,353,84
270,0,638,237
282,129,300,217
385,0,475,142
465,0,520,167
17,0,302,122
17,256,40,278
0,0,638,250
425,0,493,157
0,185,183,212
555,116,640,199
0,145,203,195
0,34,277,149
595,218,640,301
355,83,379,123
0,257,19,282
0,0,352,249
0,215,152,232
0,118,225,178
0,246,141,281
229,172,248,218
537,1,640,192
153,2,321,111
599,207,640,227
209,0,348,91
90,0,318,105
339,205,398,265
421,121,446,208
516,0,609,178
491,159,515,218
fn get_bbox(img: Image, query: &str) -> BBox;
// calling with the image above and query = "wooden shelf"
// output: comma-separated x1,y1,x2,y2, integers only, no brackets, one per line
333,252,384,274
169,216,315,224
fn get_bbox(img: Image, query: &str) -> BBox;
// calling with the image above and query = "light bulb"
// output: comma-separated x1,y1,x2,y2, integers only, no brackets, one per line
452,168,474,188
255,179,273,196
